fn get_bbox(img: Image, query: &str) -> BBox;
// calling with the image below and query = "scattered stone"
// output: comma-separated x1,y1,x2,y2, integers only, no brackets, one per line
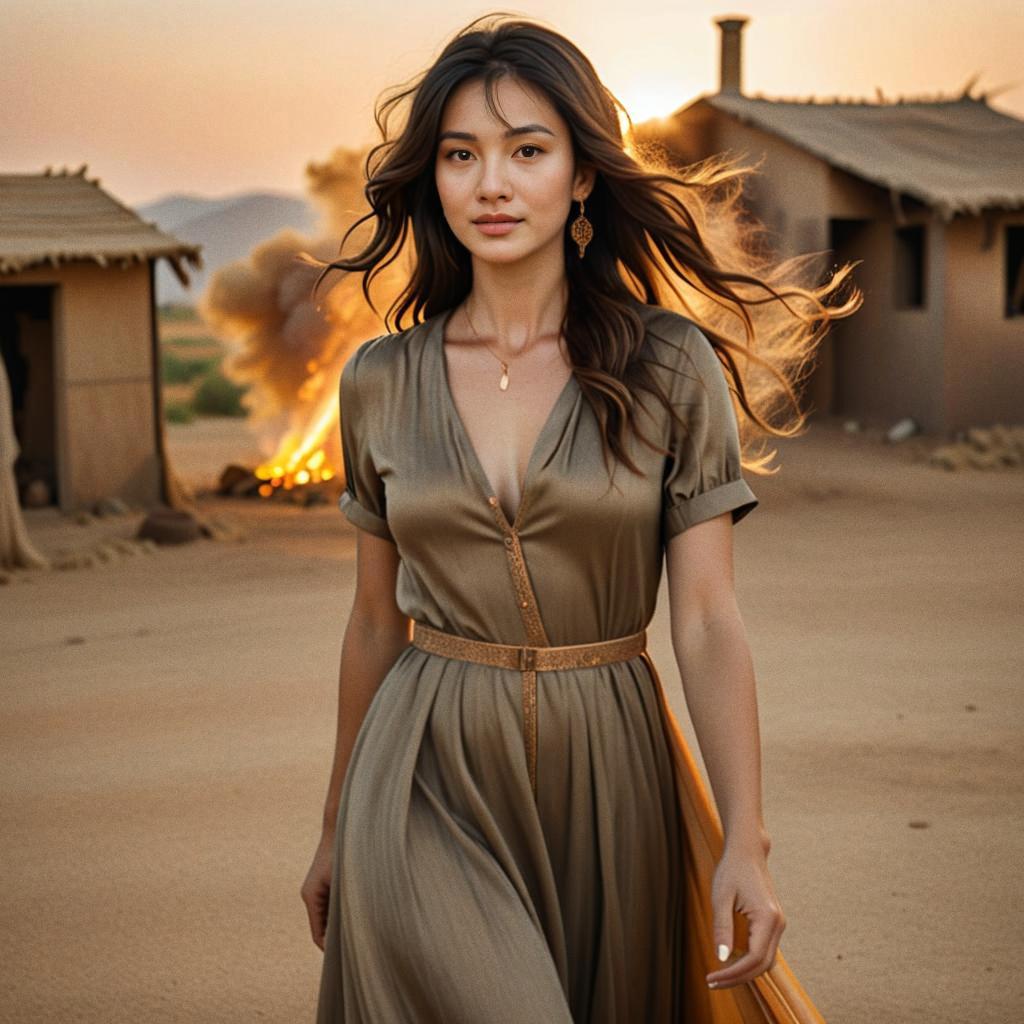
886,417,919,443
907,820,930,829
218,463,264,497
136,507,203,545
965,427,993,451
842,419,862,433
218,464,255,494
928,445,968,471
966,447,1001,470
91,496,131,517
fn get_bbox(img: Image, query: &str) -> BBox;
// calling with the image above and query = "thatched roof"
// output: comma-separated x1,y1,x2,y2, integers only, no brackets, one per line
677,92,1024,221
0,165,203,285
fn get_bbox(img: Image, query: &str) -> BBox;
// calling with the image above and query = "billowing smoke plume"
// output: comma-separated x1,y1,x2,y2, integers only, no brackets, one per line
196,145,410,483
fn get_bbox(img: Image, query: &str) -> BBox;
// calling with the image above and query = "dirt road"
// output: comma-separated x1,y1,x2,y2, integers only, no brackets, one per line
2,415,1021,1023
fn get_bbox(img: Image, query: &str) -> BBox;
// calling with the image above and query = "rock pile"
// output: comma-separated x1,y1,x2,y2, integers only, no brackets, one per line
929,424,1024,471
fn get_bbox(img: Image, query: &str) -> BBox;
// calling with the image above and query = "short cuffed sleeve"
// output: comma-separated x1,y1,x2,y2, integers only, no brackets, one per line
661,324,759,541
338,339,394,541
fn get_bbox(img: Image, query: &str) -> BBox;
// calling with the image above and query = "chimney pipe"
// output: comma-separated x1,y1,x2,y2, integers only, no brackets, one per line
714,15,748,95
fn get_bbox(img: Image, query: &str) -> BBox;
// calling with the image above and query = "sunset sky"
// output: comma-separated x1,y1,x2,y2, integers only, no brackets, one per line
3,0,1022,208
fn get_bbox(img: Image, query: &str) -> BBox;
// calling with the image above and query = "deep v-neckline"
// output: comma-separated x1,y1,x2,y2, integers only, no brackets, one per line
433,306,579,530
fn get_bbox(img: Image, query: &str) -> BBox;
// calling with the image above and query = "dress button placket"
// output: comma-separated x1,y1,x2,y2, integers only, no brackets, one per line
486,494,549,800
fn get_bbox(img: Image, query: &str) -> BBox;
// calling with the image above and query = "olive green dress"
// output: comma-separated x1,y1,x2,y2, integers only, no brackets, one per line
316,301,759,1023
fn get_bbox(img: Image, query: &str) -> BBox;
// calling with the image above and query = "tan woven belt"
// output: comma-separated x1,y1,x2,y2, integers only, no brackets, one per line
410,621,648,799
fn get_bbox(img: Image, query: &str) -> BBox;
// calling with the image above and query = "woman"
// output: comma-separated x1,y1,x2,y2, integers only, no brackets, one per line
300,13,859,1023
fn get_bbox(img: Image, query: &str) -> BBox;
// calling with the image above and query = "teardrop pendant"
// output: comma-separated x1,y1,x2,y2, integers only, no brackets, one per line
499,364,509,391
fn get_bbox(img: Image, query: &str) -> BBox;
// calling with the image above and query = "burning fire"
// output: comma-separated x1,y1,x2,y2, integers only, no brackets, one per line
198,145,411,505
253,365,338,497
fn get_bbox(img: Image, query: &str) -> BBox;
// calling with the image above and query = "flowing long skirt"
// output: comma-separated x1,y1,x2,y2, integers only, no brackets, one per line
315,643,826,1023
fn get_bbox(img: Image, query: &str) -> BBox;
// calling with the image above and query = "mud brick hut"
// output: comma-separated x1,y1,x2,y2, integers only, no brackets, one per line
0,164,203,513
638,16,1024,433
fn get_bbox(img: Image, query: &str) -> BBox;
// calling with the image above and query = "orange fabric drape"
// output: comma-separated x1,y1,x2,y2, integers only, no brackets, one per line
641,651,829,1024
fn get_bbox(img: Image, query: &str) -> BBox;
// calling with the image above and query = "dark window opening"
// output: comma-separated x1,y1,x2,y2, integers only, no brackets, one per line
1006,225,1024,318
894,224,926,309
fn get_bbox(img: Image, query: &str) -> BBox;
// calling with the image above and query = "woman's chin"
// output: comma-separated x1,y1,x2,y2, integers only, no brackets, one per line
467,243,536,266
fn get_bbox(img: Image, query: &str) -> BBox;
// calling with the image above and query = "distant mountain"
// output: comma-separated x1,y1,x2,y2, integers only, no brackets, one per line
137,190,320,307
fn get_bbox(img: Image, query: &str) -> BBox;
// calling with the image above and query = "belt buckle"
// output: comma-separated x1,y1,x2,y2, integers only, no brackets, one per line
518,645,537,670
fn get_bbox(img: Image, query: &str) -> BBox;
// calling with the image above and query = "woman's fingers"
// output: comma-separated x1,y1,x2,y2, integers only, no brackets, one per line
710,887,735,967
706,902,786,988
300,843,336,951
300,875,329,950
309,880,329,950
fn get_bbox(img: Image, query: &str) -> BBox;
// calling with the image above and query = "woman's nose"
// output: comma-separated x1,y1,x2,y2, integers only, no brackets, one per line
476,160,511,200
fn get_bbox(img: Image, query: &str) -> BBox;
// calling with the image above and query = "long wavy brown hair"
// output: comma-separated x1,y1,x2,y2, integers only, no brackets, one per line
300,11,862,480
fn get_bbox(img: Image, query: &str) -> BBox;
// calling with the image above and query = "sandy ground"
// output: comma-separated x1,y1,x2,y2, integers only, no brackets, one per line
1,413,1022,1024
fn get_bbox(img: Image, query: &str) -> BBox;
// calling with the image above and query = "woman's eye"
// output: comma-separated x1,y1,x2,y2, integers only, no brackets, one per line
442,145,543,161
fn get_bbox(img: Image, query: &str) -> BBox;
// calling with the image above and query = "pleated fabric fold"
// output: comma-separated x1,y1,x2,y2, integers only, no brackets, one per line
317,647,686,1023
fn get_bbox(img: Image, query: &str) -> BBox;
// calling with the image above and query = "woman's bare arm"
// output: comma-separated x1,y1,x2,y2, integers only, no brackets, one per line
303,528,408,948
320,528,410,839
665,513,784,988
665,513,769,854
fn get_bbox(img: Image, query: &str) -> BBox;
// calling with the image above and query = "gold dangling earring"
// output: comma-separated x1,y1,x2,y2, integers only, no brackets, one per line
570,196,593,258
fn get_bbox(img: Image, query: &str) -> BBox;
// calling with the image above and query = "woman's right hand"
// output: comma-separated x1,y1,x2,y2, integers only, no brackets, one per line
301,833,336,951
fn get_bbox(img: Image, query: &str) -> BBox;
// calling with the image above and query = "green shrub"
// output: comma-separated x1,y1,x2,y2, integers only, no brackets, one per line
165,401,196,424
161,351,218,384
158,303,198,322
193,369,248,416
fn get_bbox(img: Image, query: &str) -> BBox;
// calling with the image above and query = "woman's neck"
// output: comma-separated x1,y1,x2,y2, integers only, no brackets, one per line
465,250,568,350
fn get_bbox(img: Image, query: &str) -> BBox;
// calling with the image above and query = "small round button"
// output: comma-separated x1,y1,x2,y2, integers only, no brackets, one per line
520,600,529,608
504,536,514,546
487,496,498,506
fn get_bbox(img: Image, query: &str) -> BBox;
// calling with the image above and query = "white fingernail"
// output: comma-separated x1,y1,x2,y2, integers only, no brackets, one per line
717,943,730,962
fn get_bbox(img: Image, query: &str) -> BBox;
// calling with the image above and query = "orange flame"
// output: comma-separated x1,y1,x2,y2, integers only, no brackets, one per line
253,384,339,496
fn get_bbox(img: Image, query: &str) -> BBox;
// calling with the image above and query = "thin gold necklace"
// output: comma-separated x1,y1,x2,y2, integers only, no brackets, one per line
462,302,558,392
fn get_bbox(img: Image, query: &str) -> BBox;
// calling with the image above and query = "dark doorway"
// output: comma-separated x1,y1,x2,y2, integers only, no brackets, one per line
0,285,59,507
822,218,869,417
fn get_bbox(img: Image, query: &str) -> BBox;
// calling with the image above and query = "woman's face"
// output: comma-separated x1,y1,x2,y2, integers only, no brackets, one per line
434,75,593,267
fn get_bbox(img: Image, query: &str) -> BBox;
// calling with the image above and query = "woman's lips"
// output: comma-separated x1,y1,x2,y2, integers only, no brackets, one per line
474,219,521,236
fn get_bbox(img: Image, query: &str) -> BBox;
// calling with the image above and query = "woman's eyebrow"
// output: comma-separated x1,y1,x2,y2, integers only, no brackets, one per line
438,123,555,143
